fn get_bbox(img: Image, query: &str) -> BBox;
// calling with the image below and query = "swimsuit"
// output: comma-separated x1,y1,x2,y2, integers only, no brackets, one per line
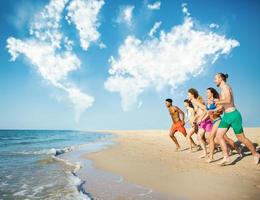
218,109,243,134
198,117,212,132
193,102,212,132
171,120,187,135
206,102,221,124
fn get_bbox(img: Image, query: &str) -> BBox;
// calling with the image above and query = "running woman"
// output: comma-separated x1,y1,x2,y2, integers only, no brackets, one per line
188,88,212,158
184,99,199,152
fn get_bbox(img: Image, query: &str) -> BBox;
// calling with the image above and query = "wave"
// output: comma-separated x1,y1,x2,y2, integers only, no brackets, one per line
52,153,92,199
0,138,67,147
12,146,75,156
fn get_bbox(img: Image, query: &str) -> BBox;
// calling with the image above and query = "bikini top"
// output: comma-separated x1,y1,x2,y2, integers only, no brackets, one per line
206,102,216,111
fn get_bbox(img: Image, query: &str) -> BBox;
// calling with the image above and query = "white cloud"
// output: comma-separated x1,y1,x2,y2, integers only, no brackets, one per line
181,3,190,16
29,0,68,48
99,42,107,49
105,4,239,111
117,5,135,26
147,1,161,10
6,38,80,84
6,0,103,121
66,0,105,50
149,21,162,37
209,23,220,29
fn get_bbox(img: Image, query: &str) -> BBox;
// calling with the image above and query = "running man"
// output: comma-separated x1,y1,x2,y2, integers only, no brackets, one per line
214,73,260,165
165,98,187,151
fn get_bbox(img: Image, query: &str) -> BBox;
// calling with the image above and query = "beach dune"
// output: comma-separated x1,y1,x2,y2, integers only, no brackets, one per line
85,128,260,200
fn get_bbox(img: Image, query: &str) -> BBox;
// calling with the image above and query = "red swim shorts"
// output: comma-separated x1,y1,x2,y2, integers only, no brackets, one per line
170,121,187,136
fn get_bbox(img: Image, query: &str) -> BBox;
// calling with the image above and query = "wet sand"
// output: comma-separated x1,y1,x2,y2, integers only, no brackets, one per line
85,128,260,200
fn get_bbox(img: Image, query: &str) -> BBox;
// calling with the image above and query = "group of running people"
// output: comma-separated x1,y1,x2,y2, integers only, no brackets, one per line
165,72,260,165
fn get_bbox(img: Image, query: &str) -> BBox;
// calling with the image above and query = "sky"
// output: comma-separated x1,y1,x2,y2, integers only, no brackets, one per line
0,0,260,130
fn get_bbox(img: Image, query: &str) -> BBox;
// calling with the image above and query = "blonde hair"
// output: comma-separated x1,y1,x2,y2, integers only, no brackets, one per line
197,96,205,105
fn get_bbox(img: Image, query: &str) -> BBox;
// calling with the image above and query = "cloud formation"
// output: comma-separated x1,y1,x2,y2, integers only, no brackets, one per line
117,5,135,26
6,0,104,121
148,21,162,37
147,1,161,10
105,4,239,111
66,0,104,50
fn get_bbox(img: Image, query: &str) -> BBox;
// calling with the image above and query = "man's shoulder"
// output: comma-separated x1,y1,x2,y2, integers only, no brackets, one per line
169,106,177,111
172,105,179,110
222,83,231,91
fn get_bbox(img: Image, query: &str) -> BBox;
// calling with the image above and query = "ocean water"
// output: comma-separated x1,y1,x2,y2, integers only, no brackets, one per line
0,130,112,200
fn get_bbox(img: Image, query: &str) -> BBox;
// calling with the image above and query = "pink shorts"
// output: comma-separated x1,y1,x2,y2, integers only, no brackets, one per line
198,118,212,132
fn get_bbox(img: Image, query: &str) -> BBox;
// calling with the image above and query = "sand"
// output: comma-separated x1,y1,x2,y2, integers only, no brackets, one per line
85,128,260,200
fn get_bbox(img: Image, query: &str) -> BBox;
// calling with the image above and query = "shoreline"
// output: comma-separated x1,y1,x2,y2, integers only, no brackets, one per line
85,128,260,200
57,132,166,200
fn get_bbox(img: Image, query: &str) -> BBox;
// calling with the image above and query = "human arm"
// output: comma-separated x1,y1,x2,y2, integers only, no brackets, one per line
175,106,185,125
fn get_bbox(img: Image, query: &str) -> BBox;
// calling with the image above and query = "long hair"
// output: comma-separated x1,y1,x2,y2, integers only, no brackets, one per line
188,88,199,99
197,96,205,105
207,87,219,99
184,99,194,109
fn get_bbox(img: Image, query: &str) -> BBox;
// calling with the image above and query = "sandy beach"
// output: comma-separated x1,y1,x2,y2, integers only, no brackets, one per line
85,128,260,200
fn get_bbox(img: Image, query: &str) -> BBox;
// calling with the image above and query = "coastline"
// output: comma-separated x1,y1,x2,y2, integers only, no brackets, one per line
85,128,260,200
57,132,166,200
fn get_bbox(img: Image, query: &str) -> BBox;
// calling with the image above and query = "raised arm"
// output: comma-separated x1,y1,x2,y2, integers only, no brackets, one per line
208,98,224,114
192,100,207,112
192,100,207,122
175,106,185,124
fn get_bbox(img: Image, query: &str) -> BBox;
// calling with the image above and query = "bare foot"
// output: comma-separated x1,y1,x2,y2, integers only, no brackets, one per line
206,156,213,163
253,154,260,164
218,157,231,166
198,154,206,159
175,146,180,152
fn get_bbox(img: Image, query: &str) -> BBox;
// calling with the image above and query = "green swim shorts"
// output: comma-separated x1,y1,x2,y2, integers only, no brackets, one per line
218,109,243,134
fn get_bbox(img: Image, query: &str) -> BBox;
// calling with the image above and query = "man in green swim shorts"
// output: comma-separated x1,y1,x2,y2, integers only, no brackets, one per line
214,73,260,165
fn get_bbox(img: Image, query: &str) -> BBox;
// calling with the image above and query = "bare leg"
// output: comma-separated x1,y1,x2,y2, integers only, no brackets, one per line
236,133,260,164
216,128,230,165
224,136,242,157
197,128,207,158
187,127,197,152
169,131,180,151
206,121,220,163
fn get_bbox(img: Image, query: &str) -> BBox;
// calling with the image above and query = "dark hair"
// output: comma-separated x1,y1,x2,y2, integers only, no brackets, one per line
207,87,219,99
165,98,172,104
218,73,228,82
184,99,194,108
188,88,199,99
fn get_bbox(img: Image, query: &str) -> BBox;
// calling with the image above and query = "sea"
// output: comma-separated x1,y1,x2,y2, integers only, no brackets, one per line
0,130,113,200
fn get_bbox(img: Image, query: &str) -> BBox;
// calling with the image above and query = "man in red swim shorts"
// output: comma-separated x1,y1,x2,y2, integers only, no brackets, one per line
165,98,187,151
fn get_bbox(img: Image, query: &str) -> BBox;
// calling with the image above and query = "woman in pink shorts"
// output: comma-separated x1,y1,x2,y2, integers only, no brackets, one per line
188,88,212,159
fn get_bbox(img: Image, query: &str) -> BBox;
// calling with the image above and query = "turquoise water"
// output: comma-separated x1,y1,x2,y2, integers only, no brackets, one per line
0,130,111,200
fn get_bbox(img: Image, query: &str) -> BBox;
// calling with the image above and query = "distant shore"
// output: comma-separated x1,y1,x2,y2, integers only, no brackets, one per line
85,128,260,200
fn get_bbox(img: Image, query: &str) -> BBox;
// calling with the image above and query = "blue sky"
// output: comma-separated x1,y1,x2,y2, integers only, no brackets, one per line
0,0,260,130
